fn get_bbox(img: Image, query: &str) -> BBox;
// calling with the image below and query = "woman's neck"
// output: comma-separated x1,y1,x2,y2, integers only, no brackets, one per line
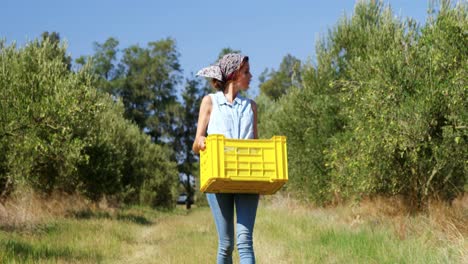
223,83,239,104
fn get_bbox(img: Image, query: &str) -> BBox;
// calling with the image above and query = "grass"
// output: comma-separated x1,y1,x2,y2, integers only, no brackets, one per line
0,205,194,263
0,194,466,263
254,204,459,263
0,207,149,263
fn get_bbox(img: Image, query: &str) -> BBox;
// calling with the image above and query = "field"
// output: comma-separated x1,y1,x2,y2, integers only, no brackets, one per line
0,193,466,263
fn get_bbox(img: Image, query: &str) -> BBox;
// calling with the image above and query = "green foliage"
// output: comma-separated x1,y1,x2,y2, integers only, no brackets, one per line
84,37,183,146
0,37,178,207
259,0,467,207
76,37,122,94
174,77,205,174
120,38,182,144
40,31,72,71
259,54,302,100
327,0,467,207
0,38,88,195
256,93,281,139
259,62,343,203
82,38,216,205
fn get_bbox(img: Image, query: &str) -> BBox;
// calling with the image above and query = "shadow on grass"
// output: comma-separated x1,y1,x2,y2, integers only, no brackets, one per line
0,239,101,262
70,209,153,225
71,210,112,220
0,222,59,235
116,213,153,225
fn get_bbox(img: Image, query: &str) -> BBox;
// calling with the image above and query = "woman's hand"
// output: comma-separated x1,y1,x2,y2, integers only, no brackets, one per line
197,136,207,152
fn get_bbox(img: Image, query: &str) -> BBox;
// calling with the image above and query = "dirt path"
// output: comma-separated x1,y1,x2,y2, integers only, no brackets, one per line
116,207,217,264
114,202,301,263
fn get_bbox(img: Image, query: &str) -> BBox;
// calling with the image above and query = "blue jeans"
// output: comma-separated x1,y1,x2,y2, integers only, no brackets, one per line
207,193,260,264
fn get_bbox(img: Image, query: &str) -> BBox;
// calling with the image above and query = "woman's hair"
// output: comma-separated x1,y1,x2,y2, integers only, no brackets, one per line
210,57,249,91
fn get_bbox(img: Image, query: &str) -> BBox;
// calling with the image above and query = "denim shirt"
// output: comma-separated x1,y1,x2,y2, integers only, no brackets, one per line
207,91,254,139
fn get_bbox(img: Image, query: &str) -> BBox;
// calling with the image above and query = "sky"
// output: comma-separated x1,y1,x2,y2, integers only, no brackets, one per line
2,0,430,96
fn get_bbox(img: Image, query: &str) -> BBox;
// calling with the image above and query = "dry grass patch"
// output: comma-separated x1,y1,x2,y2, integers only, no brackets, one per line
261,193,467,263
0,188,92,230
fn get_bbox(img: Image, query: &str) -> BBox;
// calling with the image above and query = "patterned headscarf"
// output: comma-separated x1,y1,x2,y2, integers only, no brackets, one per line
196,53,248,82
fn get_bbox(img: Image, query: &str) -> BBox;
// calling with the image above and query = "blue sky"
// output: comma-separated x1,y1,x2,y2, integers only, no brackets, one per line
2,0,429,95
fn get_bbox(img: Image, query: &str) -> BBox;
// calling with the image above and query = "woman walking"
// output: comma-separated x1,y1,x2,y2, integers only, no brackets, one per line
193,53,259,264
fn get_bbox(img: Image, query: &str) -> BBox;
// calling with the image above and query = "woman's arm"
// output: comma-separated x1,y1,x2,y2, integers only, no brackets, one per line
192,95,212,154
251,100,258,139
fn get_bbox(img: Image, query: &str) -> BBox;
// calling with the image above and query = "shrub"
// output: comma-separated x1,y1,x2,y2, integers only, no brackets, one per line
0,38,179,207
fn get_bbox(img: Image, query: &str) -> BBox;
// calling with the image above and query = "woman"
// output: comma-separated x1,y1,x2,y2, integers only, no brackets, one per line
193,53,259,264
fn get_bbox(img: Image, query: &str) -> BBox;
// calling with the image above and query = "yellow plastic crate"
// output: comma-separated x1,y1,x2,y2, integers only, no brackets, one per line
200,134,288,194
